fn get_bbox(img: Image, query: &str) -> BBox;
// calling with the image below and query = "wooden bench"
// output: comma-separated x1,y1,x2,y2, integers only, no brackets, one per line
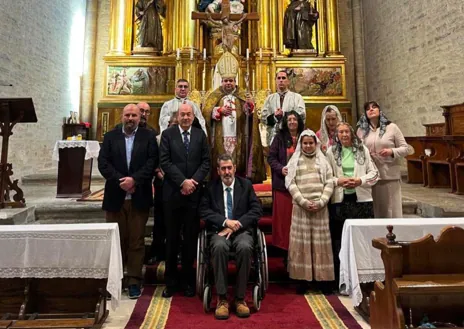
370,225,464,329
0,278,108,329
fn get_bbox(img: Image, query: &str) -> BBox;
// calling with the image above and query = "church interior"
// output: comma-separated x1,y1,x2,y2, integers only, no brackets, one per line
1,0,464,328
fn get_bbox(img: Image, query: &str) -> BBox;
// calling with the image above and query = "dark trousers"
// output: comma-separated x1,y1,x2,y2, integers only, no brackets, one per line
150,180,166,260
329,193,374,285
210,230,253,299
106,200,149,286
164,200,200,288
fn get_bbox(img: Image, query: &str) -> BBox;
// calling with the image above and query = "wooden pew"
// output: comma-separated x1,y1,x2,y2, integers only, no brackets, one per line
370,225,464,329
404,137,427,185
0,279,108,329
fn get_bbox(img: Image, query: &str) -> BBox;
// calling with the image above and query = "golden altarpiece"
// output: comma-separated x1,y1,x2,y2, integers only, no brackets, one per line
96,0,352,142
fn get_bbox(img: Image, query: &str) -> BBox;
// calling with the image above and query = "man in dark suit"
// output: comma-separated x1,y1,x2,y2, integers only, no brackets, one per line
160,103,210,298
199,154,262,320
98,103,158,299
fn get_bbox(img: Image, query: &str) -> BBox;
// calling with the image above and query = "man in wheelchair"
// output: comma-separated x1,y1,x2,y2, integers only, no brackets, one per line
199,154,263,320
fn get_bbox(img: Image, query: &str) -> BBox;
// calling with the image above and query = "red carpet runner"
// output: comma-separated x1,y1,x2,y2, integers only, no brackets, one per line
125,284,362,329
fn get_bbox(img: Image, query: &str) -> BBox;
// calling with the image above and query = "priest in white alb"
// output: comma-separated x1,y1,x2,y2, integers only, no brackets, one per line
261,70,306,145
159,78,207,135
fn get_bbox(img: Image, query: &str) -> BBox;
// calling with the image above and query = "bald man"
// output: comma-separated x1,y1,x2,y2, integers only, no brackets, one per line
98,103,159,299
115,102,158,135
159,103,210,298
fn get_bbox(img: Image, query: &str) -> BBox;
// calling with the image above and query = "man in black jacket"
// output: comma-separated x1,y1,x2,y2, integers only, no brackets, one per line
98,103,158,299
160,103,210,298
199,154,262,320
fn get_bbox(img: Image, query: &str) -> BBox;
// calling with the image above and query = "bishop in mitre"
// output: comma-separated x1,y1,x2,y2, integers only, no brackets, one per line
203,52,266,183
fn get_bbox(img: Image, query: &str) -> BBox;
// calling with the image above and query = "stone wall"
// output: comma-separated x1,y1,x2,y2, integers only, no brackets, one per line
361,0,464,136
0,0,87,178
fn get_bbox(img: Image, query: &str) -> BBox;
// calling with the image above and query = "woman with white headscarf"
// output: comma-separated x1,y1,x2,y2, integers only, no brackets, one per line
316,105,343,153
285,130,335,294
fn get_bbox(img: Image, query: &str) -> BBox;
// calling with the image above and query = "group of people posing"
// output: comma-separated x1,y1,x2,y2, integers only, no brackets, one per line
97,70,409,320
268,100,409,293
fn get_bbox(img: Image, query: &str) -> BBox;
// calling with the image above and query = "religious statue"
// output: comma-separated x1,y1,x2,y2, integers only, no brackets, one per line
198,0,245,14
135,0,166,52
206,12,247,52
202,52,266,183
283,0,319,50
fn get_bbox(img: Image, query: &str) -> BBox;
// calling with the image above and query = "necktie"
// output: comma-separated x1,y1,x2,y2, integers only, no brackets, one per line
279,92,287,108
182,130,190,153
225,187,233,219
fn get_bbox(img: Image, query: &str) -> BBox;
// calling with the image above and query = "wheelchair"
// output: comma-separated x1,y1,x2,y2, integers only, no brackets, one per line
196,224,269,312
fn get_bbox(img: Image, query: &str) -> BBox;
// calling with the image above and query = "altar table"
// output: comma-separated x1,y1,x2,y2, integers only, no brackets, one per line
0,223,123,310
339,218,464,307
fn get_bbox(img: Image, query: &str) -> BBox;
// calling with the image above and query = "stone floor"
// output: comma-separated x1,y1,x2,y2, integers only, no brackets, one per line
11,167,464,329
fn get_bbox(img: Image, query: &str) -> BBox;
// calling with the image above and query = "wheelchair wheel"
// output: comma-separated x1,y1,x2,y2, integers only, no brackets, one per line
203,285,212,313
196,229,207,297
260,230,269,292
252,284,262,311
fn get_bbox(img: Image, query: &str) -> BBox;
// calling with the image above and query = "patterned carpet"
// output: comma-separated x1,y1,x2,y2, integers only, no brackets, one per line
124,285,362,329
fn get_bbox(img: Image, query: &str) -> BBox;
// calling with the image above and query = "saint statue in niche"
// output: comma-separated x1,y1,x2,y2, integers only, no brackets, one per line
283,0,319,50
135,0,166,52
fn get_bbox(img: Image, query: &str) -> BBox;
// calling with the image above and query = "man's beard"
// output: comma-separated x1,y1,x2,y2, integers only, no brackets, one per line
139,118,147,127
123,122,136,134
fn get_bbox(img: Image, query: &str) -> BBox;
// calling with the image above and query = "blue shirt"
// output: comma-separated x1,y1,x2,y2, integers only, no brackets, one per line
123,127,138,199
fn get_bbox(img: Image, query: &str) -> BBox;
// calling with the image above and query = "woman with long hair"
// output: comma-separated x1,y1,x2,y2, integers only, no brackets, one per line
326,122,379,286
268,111,305,254
285,130,335,294
316,105,343,153
357,101,409,218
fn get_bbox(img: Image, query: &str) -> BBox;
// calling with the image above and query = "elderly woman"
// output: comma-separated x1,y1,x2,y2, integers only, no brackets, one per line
357,101,409,218
326,122,379,286
285,130,334,294
268,111,305,253
316,105,343,153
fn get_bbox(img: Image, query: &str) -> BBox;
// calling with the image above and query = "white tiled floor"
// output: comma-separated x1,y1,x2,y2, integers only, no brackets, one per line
103,290,371,329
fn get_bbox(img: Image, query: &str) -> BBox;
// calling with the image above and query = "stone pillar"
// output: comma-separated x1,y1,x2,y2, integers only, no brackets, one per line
80,0,98,124
108,0,131,55
352,0,367,116
326,0,341,56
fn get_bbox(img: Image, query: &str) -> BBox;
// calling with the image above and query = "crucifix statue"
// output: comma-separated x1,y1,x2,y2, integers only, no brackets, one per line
192,0,259,52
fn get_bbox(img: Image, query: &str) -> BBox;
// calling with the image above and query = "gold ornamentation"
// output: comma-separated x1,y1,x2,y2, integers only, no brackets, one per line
217,51,239,79
188,89,202,108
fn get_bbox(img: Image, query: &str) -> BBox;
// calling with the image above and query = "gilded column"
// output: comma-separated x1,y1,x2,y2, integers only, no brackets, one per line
326,0,341,56
80,0,98,124
172,0,196,50
108,0,132,56
258,0,272,51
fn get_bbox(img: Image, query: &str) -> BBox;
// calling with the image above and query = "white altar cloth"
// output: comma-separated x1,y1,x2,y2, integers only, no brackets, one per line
52,140,100,161
339,217,464,307
0,223,123,310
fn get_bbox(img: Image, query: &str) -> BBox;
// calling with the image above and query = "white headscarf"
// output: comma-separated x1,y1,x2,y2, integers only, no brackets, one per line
285,129,328,189
319,105,342,148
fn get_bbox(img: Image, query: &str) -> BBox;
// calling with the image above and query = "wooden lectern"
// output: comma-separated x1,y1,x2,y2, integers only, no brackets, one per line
0,98,37,208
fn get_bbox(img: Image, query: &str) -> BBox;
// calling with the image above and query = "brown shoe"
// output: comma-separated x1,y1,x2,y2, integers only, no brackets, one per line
215,299,229,320
235,299,250,318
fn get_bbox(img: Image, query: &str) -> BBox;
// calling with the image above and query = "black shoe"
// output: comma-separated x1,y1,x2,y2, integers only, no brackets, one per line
128,285,142,299
184,285,195,297
162,287,175,298
296,281,309,295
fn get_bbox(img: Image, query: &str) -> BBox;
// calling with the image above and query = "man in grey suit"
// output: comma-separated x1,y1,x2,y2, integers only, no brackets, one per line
199,154,262,320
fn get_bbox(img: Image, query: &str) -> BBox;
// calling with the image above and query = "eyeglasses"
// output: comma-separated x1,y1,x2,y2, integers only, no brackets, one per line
140,109,151,115
177,85,189,89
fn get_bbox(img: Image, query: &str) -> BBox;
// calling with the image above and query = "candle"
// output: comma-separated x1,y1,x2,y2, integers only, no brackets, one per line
202,69,206,91
190,48,194,60
259,48,263,60
176,48,180,60
252,69,256,91
203,48,206,60
246,48,249,60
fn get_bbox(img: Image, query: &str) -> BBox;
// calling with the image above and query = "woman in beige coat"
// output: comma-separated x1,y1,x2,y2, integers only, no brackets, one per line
357,101,409,218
